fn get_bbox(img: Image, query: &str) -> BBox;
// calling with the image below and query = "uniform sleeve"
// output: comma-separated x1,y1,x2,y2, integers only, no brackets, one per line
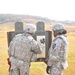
8,41,14,57
8,35,18,57
59,40,68,61
51,38,62,59
8,34,22,57
47,38,62,66
53,38,62,51
31,39,42,54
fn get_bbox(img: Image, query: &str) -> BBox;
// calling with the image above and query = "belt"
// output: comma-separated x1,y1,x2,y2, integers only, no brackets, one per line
10,56,29,62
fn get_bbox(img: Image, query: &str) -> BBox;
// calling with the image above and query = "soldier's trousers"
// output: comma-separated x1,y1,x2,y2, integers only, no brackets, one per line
50,62,64,75
10,62,30,75
9,57,30,75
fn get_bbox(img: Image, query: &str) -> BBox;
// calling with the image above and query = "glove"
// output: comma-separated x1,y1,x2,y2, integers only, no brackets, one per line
40,38,45,44
46,66,52,74
7,58,11,72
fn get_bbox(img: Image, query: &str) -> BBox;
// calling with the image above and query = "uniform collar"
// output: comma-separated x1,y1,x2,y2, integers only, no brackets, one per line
23,32,31,36
56,34,66,38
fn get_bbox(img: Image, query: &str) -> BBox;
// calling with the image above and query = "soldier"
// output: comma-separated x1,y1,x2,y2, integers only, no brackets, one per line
46,23,69,75
8,24,45,75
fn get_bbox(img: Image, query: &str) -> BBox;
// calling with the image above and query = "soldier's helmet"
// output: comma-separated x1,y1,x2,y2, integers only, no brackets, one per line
24,24,36,34
52,23,65,31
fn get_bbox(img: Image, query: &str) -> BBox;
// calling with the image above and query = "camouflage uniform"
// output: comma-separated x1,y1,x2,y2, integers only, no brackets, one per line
8,24,43,75
47,34,69,75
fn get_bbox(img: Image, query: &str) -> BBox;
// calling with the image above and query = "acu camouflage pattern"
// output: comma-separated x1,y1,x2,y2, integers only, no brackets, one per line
47,35,69,75
8,33,42,75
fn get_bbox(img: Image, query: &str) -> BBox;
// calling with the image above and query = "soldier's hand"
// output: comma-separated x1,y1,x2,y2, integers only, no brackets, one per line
40,38,45,44
46,66,51,74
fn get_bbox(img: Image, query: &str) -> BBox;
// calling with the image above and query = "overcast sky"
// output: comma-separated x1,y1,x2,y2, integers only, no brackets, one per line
0,0,75,21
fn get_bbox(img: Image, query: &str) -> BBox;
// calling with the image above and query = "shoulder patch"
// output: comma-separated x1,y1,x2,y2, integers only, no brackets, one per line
52,44,56,49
